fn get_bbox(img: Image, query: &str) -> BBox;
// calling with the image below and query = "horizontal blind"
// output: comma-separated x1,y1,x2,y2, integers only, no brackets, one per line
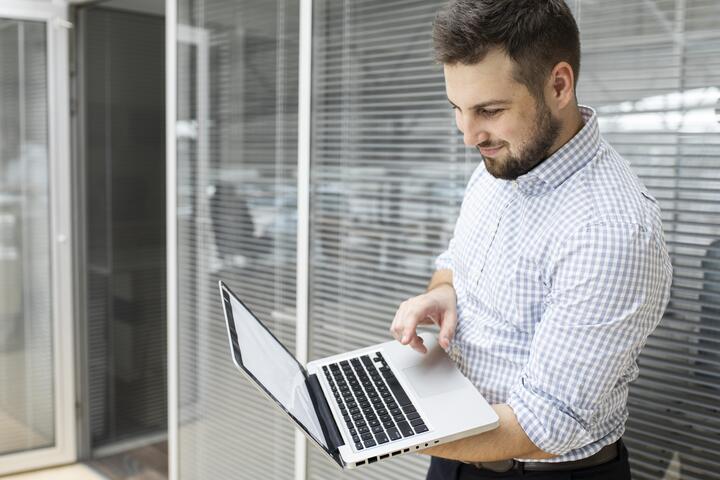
0,18,54,454
79,6,167,447
574,1,720,479
308,0,474,478
176,0,299,479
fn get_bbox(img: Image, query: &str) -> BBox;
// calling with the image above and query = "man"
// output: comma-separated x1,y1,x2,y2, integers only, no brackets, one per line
390,1,673,479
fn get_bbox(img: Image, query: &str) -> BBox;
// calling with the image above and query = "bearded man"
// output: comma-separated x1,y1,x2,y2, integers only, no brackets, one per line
390,1,673,479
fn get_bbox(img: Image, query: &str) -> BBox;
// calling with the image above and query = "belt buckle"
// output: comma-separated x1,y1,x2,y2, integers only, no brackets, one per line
473,459,517,473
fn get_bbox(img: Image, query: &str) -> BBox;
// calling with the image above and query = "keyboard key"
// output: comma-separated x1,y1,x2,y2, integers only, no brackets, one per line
387,428,401,441
396,421,414,437
414,424,429,433
375,432,389,444
386,379,413,407
402,405,417,414
355,442,364,450
361,432,373,441
364,439,376,448
371,425,384,434
410,417,425,427
406,411,420,421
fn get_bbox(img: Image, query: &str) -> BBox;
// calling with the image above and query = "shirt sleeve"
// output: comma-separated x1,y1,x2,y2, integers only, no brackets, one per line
506,220,672,455
435,236,454,272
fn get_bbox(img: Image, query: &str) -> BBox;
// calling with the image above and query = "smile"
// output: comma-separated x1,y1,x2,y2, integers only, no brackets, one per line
478,145,504,157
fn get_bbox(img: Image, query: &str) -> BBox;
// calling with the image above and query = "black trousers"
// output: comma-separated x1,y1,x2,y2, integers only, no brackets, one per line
426,442,631,480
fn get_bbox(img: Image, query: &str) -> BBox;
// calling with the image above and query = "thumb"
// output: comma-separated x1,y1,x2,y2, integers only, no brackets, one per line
438,308,457,349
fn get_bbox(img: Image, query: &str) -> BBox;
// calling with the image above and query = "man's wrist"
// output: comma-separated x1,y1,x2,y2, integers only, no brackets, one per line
428,281,453,293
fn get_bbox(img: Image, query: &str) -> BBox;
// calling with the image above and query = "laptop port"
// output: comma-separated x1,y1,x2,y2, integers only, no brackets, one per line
379,454,389,460
391,451,400,456
403,448,410,453
368,457,377,464
356,460,365,466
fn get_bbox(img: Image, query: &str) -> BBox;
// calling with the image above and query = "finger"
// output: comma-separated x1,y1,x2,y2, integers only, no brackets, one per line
438,308,457,349
390,302,406,341
401,314,421,344
409,335,427,354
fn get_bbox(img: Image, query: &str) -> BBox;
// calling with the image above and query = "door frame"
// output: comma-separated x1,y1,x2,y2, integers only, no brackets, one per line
0,1,76,476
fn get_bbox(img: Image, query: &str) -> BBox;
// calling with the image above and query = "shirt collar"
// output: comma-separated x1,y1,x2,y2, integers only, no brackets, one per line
515,105,600,195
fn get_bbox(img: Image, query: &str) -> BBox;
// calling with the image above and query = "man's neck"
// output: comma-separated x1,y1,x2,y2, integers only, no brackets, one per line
548,106,585,157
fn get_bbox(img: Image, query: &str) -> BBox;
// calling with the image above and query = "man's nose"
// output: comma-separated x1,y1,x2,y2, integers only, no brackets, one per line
461,117,489,147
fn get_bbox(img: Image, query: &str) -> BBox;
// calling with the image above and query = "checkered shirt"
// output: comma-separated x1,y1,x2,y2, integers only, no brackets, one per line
436,106,672,462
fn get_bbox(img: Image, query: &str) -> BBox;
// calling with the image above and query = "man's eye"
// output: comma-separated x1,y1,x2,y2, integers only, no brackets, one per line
481,109,502,117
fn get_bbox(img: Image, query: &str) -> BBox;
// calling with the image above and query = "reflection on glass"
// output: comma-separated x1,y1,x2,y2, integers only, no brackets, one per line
0,19,54,455
177,1,300,479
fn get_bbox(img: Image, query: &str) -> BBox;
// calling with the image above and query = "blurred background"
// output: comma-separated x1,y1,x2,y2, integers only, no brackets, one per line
0,0,718,479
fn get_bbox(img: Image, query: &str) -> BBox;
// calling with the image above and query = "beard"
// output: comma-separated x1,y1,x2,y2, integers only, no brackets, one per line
479,100,561,181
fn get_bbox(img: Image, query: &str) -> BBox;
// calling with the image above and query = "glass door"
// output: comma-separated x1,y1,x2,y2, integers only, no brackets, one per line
0,2,75,476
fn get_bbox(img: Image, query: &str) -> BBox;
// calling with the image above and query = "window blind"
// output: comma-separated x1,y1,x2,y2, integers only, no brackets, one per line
307,1,473,478
78,6,167,448
574,1,720,479
176,1,300,478
174,0,720,479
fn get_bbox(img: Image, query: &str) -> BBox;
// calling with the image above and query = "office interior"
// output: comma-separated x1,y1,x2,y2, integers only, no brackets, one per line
0,0,718,479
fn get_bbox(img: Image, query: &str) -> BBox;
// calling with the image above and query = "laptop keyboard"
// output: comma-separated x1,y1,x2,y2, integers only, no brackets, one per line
322,352,428,451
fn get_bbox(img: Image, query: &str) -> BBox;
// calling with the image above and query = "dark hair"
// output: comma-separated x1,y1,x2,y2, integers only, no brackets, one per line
432,0,581,100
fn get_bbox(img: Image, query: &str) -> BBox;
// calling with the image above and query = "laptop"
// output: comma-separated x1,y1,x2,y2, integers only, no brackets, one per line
219,280,499,469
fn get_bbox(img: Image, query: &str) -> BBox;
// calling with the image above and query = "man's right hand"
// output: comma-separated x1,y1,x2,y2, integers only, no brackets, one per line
390,283,458,354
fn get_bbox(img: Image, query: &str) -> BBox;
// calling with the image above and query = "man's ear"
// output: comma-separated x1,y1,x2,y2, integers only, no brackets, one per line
547,61,575,110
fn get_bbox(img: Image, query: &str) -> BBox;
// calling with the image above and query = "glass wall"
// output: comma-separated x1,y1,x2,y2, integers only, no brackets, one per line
575,2,720,478
176,0,299,478
307,1,471,478
0,18,54,455
174,0,720,479
78,5,167,448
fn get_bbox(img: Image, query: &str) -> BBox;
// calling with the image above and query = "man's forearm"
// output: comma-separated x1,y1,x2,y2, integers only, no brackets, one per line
420,404,557,463
427,268,453,292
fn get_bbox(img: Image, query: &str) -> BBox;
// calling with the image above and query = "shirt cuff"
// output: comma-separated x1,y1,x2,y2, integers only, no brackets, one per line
507,378,595,456
435,248,453,271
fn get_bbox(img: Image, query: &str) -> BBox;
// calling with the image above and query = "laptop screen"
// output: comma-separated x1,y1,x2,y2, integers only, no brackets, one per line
222,285,328,450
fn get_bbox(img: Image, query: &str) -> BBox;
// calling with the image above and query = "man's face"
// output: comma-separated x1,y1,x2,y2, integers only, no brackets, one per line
444,49,561,180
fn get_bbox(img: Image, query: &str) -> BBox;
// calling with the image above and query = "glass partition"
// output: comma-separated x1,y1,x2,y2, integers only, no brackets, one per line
0,17,54,456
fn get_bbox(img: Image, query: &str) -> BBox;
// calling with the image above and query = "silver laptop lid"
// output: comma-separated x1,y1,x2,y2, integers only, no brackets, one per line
219,281,337,459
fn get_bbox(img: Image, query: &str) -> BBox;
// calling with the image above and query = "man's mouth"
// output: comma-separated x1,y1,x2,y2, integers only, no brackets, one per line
477,145,504,157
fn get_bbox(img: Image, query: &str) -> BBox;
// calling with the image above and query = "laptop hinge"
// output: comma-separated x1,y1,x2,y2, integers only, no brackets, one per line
306,373,345,453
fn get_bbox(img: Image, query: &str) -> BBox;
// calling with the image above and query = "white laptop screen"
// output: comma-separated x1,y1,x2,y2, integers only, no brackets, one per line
225,290,328,449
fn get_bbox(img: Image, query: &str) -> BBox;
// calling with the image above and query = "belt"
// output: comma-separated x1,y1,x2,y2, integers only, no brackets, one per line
467,440,620,473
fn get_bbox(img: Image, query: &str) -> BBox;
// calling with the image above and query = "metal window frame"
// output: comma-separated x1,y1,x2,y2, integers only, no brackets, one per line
294,1,313,479
166,0,178,479
0,1,76,476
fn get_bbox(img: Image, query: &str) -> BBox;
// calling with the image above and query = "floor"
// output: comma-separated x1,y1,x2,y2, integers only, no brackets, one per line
86,441,168,480
1,464,106,480
1,442,168,480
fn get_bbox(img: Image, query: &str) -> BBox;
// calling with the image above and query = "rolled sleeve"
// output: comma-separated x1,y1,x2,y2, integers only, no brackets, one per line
435,238,454,272
506,220,672,455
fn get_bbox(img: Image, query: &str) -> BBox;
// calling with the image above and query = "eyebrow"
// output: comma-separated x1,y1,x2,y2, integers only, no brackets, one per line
447,98,511,110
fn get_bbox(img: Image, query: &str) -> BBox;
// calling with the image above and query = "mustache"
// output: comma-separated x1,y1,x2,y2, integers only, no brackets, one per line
476,142,505,150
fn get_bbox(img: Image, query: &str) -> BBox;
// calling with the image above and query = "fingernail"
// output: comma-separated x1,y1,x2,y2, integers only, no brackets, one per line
402,335,409,343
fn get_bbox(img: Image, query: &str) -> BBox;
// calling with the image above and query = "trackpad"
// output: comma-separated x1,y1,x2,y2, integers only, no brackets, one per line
402,354,467,398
